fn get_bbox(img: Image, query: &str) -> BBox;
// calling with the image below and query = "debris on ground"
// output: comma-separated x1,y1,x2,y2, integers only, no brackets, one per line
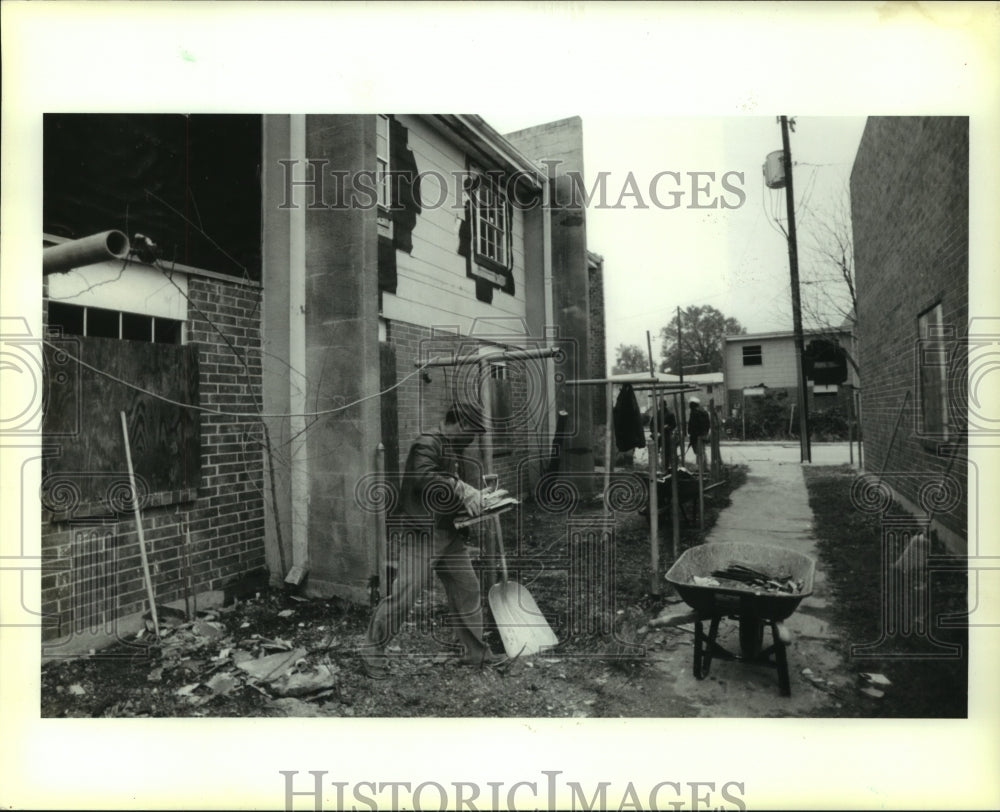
236,648,308,683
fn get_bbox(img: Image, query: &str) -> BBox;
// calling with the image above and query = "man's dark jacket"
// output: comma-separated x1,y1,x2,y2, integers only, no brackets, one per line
400,431,465,528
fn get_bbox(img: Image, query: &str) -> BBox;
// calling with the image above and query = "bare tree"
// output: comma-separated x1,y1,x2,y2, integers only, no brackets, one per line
797,187,861,377
800,190,856,327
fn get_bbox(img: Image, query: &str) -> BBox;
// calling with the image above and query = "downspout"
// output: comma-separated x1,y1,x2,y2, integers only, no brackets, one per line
288,114,310,578
542,172,557,443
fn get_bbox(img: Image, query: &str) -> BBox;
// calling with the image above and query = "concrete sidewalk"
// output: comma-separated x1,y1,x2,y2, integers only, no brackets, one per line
649,443,859,715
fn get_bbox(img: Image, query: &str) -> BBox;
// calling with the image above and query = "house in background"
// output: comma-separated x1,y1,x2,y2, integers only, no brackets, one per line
850,116,967,553
40,113,607,646
723,327,858,437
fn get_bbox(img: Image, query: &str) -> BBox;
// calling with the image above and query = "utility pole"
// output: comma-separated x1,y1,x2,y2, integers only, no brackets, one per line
780,115,811,463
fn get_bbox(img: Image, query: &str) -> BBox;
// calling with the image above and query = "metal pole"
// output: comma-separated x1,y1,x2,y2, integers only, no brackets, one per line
847,387,855,466
670,393,680,561
677,306,687,459
857,390,864,469
603,381,613,526
646,332,660,594
780,115,811,462
374,442,386,604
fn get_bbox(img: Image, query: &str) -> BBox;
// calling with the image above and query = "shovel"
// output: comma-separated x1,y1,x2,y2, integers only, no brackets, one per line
487,514,558,658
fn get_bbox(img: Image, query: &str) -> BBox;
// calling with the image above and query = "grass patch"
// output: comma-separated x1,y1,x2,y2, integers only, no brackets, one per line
804,464,968,717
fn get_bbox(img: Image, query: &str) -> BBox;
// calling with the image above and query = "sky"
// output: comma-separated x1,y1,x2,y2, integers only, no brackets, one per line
488,114,867,369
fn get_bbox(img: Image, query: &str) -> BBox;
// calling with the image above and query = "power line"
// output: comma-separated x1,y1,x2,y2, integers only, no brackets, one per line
42,338,441,420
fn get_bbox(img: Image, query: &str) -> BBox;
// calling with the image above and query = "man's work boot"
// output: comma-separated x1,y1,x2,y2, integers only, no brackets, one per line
358,647,389,680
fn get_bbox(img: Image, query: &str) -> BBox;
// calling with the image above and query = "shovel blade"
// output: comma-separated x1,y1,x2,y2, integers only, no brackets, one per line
488,580,558,657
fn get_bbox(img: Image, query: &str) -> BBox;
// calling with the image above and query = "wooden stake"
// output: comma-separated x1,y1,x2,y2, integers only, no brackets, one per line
184,525,197,618
120,411,160,639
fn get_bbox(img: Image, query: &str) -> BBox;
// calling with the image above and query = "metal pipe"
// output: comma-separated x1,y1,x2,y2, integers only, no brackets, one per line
646,331,660,595
417,346,561,368
374,443,386,604
43,230,131,275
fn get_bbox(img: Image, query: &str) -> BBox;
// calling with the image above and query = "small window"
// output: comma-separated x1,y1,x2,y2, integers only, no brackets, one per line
376,114,391,211
471,170,511,273
45,302,182,344
918,302,949,438
122,312,153,342
87,307,120,339
48,301,84,336
154,317,183,344
742,345,763,366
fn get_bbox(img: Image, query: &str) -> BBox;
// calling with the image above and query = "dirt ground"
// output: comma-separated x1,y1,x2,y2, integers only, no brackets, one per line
41,460,962,719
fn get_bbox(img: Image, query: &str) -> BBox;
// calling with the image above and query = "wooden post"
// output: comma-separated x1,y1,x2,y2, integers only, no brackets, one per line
183,525,196,619
696,437,705,531
120,411,160,639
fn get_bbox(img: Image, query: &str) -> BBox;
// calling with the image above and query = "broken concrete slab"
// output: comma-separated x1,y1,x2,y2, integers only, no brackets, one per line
205,673,238,695
193,621,226,640
272,665,339,698
648,605,699,628
236,648,307,683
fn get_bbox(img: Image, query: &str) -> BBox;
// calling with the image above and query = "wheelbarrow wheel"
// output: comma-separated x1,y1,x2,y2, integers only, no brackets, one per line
738,616,764,659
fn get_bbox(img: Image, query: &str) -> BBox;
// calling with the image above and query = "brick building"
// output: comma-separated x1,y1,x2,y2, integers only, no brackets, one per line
40,113,606,641
850,116,968,552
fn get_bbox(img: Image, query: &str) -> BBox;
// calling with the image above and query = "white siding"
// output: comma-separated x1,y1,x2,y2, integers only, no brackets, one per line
726,336,800,389
381,115,529,336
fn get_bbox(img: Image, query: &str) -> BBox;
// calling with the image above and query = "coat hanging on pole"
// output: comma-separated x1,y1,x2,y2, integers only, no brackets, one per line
613,384,646,452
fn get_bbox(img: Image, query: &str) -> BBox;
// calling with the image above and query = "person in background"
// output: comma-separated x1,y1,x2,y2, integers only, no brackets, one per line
359,403,506,679
686,396,711,470
650,399,678,463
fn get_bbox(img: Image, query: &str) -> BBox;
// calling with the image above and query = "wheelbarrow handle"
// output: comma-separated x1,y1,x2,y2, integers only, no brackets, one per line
491,514,508,585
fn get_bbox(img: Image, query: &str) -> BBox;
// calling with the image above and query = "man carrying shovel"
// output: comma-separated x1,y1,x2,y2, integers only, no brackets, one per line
359,403,507,679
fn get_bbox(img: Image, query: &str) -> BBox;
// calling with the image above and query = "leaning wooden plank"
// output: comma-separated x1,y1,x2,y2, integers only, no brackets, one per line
120,411,160,639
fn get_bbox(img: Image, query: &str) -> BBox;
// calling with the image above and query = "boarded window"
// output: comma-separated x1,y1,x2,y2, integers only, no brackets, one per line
918,302,949,438
742,345,763,366
42,337,200,512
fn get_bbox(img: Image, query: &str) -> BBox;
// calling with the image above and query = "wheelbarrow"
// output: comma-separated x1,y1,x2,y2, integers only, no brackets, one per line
664,542,815,696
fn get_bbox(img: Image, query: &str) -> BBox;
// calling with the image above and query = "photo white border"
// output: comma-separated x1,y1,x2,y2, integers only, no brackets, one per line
2,2,998,809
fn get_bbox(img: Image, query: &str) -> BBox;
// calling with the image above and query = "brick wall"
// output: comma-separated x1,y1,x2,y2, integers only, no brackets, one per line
850,117,968,546
41,272,266,643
